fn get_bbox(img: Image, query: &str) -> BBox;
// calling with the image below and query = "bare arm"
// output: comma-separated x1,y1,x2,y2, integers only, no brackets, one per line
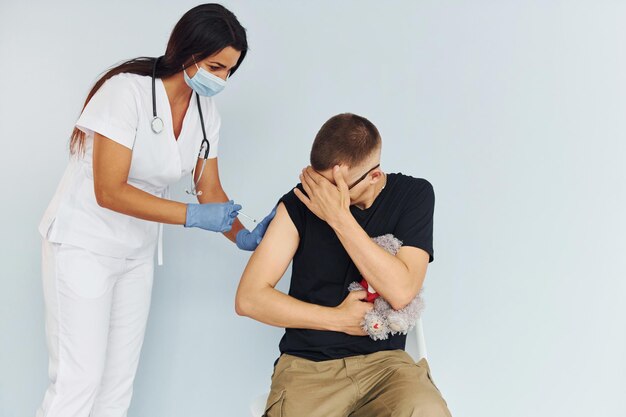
295,166,429,310
94,134,244,243
193,157,244,243
330,214,429,310
93,133,187,224
235,202,372,335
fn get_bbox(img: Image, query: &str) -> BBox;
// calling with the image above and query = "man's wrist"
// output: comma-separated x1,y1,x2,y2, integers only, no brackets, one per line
327,209,355,232
318,305,342,332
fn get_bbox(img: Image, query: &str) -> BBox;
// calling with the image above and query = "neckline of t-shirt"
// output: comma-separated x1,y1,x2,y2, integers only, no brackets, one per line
350,173,397,214
158,78,196,143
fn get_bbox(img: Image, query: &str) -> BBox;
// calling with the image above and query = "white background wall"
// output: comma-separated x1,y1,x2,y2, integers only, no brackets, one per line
1,1,625,416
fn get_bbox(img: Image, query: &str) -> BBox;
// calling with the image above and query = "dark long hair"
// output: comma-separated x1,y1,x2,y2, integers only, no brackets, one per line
70,3,247,154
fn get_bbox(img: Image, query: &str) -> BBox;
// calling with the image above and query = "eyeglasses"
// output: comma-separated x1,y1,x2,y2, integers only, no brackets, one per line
347,164,381,190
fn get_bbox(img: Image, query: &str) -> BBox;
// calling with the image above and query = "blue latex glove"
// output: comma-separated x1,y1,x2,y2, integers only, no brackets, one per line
235,206,277,251
185,200,241,233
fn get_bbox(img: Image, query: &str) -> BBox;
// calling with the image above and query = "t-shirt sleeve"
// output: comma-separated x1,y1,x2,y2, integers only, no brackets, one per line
393,179,435,262
75,75,139,149
277,184,306,238
205,98,220,159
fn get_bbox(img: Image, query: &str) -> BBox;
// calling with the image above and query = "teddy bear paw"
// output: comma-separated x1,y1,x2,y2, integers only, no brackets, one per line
387,314,411,334
364,314,389,340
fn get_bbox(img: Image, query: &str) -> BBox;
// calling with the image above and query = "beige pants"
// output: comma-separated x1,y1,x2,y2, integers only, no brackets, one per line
264,349,451,417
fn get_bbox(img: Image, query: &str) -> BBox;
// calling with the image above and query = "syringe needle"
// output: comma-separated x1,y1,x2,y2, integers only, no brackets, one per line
238,211,257,223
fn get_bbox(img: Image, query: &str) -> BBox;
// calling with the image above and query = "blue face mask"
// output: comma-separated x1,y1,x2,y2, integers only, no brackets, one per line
183,61,226,97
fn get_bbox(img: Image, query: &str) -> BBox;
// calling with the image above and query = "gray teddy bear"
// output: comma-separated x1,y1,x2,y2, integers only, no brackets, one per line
348,234,424,341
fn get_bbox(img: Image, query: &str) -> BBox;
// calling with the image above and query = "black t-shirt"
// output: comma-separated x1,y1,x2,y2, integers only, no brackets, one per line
277,173,435,361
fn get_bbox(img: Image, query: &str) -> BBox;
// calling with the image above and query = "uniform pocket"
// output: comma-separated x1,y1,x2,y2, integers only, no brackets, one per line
262,389,285,417
56,244,119,299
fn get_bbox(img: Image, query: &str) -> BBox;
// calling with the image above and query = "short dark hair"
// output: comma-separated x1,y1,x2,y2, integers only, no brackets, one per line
310,113,382,171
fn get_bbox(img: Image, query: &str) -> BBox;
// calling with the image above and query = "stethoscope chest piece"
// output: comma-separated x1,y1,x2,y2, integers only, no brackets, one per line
151,116,164,134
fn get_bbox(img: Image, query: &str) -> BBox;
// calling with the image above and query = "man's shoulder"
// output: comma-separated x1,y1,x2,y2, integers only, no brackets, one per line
276,184,308,233
279,183,305,207
389,173,433,194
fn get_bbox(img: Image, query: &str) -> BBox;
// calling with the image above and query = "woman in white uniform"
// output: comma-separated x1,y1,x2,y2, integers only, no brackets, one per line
36,4,274,417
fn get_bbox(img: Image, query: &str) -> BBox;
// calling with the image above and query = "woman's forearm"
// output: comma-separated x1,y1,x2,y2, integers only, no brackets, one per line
96,182,187,224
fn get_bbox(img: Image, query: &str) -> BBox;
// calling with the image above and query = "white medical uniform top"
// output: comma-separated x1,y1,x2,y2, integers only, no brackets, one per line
39,73,220,262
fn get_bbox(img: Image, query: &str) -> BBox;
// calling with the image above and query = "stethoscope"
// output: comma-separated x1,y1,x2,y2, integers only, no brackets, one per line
150,57,210,196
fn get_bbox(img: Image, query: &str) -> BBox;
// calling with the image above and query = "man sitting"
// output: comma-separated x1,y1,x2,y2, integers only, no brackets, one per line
236,113,452,417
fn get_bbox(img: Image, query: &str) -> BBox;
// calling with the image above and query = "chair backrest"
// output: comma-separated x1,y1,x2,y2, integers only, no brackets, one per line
405,317,428,361
249,318,428,416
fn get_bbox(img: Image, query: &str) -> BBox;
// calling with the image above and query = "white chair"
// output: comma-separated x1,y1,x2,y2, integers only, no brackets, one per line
249,317,428,417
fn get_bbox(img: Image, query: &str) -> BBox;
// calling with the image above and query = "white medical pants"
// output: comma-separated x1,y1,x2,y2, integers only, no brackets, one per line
36,240,154,417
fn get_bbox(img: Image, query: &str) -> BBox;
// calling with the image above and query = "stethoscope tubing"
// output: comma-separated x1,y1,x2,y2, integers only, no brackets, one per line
150,57,209,195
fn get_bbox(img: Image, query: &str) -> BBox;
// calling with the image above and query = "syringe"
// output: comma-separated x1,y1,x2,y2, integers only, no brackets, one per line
238,211,257,223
